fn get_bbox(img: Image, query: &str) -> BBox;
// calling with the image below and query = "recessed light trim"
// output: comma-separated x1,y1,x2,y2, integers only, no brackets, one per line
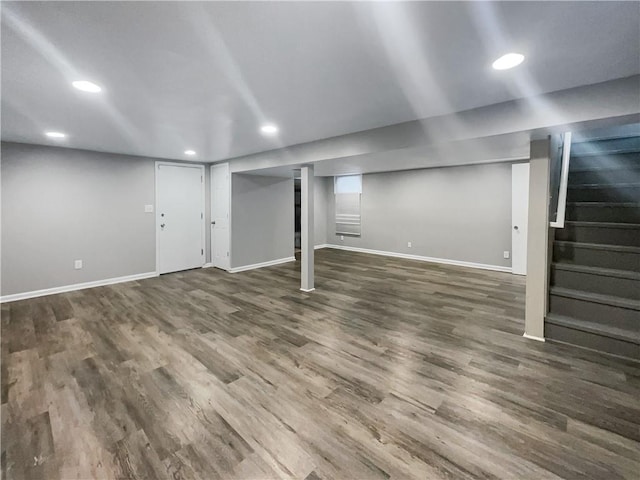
184,150,196,156
260,124,279,135
492,53,525,70
72,80,102,93
45,131,67,138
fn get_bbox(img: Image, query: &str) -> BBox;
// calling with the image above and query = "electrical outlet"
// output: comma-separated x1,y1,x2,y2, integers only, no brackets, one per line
144,204,154,213
74,259,83,269
503,251,510,259
340,235,344,241
407,241,412,248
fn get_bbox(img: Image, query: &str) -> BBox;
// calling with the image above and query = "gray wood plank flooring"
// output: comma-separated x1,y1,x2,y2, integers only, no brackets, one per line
2,249,639,479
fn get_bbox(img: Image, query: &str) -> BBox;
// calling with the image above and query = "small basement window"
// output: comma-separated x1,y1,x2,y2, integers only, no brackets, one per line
334,174,362,236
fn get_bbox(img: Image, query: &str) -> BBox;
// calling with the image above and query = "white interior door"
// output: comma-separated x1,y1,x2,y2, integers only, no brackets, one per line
211,163,230,270
157,163,205,274
512,162,530,275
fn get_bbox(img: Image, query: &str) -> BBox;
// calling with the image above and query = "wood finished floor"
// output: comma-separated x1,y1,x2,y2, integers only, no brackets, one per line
2,249,640,480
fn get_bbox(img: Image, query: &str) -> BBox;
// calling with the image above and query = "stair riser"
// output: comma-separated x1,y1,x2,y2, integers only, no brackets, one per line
555,225,640,247
548,295,640,331
545,322,640,360
570,137,640,156
568,169,640,186
550,268,640,300
553,244,640,272
567,186,640,203
565,205,640,223
569,152,640,172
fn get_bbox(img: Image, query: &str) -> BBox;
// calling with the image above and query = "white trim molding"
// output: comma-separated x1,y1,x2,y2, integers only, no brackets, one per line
523,333,546,342
202,262,214,268
229,256,296,274
300,288,316,293
0,271,158,303
324,245,512,273
314,244,329,250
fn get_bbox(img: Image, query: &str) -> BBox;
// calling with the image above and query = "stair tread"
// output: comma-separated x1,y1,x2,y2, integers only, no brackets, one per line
546,313,640,344
567,182,640,189
571,132,640,144
566,202,640,207
569,148,640,157
552,262,640,280
564,221,640,229
550,286,640,311
569,164,640,173
554,240,640,253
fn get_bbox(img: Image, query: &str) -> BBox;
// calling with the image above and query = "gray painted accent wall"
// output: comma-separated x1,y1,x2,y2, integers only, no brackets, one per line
326,163,513,268
231,174,294,268
1,142,157,295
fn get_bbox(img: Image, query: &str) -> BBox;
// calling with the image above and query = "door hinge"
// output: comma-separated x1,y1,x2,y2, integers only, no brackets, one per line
201,249,204,255
201,175,203,183
201,212,203,219
227,251,229,257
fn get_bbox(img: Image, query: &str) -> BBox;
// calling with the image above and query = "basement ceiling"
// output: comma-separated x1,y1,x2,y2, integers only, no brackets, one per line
2,1,639,162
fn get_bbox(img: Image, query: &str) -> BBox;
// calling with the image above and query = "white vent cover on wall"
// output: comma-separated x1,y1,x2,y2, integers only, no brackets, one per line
334,175,362,236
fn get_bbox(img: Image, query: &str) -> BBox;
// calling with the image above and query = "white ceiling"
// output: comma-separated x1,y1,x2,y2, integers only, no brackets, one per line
2,1,639,162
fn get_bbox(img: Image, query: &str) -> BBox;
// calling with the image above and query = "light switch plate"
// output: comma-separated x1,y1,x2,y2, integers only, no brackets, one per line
74,259,83,269
144,204,154,213
408,242,412,248
503,251,510,259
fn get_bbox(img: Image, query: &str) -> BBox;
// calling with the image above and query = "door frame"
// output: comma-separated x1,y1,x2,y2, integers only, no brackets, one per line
155,161,206,275
210,163,231,271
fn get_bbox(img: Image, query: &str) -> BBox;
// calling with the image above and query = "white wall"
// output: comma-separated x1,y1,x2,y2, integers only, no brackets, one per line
325,162,514,269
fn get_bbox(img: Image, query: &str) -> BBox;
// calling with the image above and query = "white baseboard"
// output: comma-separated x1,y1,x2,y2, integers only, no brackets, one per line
229,256,296,274
324,245,512,273
0,271,158,303
300,287,316,292
202,262,214,268
523,333,546,342
314,244,329,250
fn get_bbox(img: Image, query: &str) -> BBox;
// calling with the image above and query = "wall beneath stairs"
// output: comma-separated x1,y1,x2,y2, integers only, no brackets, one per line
1,142,159,297
326,162,514,270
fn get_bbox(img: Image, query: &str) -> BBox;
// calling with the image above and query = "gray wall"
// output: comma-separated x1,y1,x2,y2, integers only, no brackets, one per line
1,142,211,297
1,142,157,295
314,176,329,246
326,162,513,268
231,174,294,268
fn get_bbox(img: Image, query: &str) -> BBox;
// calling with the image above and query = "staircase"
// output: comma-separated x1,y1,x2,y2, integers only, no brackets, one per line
546,126,640,360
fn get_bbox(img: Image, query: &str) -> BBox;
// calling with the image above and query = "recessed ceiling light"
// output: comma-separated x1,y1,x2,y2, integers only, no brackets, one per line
260,124,279,135
184,150,196,156
72,80,102,93
492,53,525,70
45,131,66,138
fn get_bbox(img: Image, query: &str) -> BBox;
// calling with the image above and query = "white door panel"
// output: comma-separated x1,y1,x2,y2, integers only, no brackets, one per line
157,163,204,274
211,163,230,270
512,163,530,276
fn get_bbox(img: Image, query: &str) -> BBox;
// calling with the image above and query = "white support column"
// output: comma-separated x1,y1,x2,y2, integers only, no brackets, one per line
301,165,315,292
524,139,551,341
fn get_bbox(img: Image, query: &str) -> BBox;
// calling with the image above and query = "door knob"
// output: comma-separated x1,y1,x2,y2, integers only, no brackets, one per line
513,226,519,230
211,221,216,225
160,223,166,228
